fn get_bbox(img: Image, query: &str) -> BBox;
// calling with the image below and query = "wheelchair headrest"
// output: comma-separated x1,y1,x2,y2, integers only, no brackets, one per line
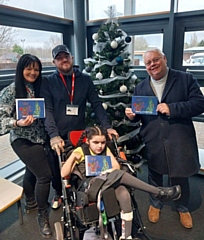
68,130,86,147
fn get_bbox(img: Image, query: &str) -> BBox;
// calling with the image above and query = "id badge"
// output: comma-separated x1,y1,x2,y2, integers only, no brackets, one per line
66,105,78,115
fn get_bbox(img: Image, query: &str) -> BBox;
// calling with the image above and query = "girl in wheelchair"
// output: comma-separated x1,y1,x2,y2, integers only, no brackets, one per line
61,126,181,240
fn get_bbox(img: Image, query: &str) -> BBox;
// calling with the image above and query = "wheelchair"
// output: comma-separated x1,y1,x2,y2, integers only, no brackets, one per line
54,131,152,240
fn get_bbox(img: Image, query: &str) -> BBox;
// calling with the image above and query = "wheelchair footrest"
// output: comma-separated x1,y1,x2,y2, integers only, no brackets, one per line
83,227,113,240
76,203,99,223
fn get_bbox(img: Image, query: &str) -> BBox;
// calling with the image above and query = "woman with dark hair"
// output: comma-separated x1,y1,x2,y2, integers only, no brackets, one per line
0,54,52,238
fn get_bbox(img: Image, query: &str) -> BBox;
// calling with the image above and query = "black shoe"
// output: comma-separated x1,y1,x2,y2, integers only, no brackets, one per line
51,194,62,210
38,208,52,238
25,196,38,213
156,185,181,202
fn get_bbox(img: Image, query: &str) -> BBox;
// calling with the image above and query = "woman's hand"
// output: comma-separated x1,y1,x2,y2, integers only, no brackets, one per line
125,108,135,120
16,115,36,127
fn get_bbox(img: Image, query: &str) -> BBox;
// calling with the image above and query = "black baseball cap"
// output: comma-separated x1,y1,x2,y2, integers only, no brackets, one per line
52,44,71,59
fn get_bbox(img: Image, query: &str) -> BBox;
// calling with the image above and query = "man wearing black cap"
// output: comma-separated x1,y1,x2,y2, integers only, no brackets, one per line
41,44,118,209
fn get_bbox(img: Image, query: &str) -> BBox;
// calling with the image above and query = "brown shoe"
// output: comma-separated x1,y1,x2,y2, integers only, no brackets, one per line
148,205,160,223
179,212,193,229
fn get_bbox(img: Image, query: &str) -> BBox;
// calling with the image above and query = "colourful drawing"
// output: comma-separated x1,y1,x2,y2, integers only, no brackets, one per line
33,101,41,116
87,159,100,173
146,98,155,112
131,96,158,115
16,98,45,119
85,155,112,176
133,101,145,112
19,104,32,117
101,156,111,171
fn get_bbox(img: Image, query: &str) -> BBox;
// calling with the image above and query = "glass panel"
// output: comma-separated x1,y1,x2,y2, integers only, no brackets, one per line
178,0,204,12
0,134,19,169
183,31,204,66
130,33,163,66
88,0,124,20
135,0,170,15
0,25,63,70
1,0,64,18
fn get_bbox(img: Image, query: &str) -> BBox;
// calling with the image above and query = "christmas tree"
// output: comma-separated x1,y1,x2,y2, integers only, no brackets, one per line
83,6,145,163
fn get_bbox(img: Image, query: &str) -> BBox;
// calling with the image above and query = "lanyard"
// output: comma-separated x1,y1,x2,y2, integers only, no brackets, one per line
59,72,75,104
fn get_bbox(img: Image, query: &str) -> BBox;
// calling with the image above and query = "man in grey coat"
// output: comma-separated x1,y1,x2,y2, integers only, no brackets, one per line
125,48,204,229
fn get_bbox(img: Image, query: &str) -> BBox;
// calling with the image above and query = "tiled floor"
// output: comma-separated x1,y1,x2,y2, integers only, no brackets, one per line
0,134,18,168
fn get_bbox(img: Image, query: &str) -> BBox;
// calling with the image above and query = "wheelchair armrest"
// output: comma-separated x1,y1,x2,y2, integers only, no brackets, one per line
118,157,147,174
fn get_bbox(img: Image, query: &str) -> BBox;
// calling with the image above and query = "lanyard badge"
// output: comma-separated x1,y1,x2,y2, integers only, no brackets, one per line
60,72,79,116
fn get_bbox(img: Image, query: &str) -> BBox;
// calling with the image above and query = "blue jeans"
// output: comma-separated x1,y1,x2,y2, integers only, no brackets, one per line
148,167,189,212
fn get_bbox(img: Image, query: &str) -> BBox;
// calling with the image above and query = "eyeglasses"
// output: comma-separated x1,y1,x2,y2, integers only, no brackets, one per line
145,56,163,67
55,54,72,61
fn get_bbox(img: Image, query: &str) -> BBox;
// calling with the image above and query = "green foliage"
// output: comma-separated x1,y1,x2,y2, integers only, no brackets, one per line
12,44,23,55
98,22,123,42
84,18,144,162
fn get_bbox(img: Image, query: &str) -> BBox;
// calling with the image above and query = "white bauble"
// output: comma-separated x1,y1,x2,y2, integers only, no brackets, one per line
110,40,118,49
96,72,103,80
102,102,108,110
120,84,127,93
92,33,98,40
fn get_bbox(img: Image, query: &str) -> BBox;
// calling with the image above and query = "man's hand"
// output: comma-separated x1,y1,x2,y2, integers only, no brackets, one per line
50,136,65,156
125,108,135,120
107,128,119,140
156,103,170,116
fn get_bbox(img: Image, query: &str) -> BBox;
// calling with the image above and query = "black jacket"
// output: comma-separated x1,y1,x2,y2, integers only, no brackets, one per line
40,67,110,139
133,68,204,178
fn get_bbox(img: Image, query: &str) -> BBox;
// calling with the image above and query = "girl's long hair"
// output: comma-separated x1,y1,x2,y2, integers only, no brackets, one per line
15,54,42,98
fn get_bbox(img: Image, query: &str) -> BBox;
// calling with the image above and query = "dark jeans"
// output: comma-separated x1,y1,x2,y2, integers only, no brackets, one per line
11,138,52,210
47,148,62,196
148,167,189,212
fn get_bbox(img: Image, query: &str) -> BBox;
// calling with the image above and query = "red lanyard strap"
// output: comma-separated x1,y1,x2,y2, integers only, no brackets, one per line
59,72,75,104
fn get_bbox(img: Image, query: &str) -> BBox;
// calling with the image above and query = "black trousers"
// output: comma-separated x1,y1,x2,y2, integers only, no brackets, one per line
148,167,189,212
47,147,62,196
11,138,52,210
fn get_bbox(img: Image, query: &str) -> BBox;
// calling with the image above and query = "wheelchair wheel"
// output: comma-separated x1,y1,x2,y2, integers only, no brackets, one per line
54,222,64,240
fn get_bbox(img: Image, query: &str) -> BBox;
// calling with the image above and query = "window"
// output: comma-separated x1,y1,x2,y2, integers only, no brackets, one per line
1,0,64,18
131,34,163,66
88,0,171,20
135,0,170,14
0,26,63,70
183,31,204,66
178,0,204,12
88,0,124,20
